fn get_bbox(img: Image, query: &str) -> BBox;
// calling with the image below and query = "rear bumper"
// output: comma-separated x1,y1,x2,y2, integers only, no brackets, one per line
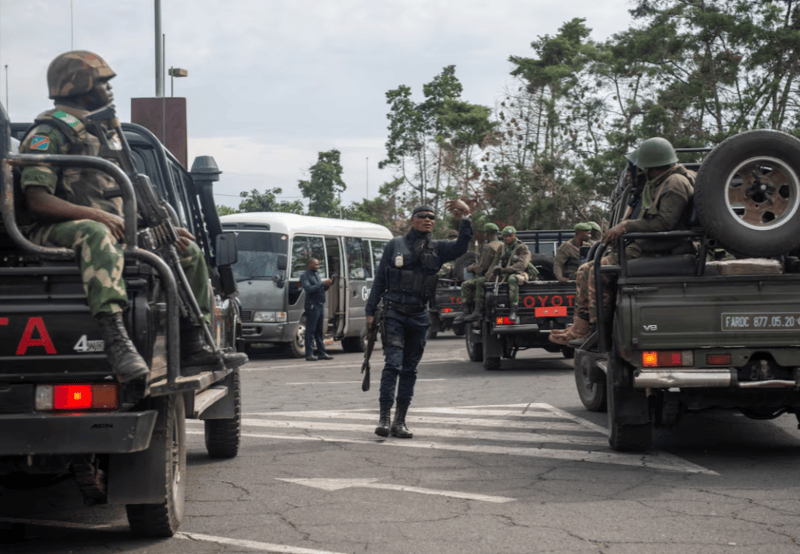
0,410,157,455
633,368,798,389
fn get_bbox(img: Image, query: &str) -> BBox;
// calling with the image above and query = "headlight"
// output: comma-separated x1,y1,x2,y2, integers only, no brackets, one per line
253,311,276,323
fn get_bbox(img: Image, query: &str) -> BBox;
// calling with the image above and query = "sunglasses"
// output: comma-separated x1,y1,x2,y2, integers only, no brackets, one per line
415,214,436,220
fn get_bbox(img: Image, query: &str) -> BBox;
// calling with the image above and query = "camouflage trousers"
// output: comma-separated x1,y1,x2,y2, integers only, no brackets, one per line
506,273,528,307
461,276,487,308
30,219,212,324
575,251,627,323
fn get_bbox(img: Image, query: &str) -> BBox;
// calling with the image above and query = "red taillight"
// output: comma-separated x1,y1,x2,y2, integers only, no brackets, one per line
50,384,119,411
442,308,452,313
496,317,515,325
706,354,732,366
642,351,693,368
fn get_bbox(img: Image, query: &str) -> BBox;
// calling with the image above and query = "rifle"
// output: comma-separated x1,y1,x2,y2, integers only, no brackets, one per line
83,104,219,356
361,301,384,392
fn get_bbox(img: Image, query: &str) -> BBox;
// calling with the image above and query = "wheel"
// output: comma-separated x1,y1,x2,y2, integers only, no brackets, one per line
530,254,555,281
607,383,651,452
452,323,465,336
465,322,483,362
484,356,501,371
427,313,440,339
204,371,241,459
694,130,800,257
342,328,367,352
453,251,479,282
126,394,186,537
562,346,575,359
574,360,607,412
285,320,305,358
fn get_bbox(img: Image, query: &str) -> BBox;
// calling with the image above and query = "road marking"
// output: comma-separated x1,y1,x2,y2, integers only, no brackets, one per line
0,516,114,530
276,478,515,503
177,531,348,554
286,378,446,385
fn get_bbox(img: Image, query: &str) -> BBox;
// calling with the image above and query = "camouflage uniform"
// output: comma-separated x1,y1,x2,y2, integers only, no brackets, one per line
553,238,583,281
461,238,503,310
20,104,213,323
487,237,531,309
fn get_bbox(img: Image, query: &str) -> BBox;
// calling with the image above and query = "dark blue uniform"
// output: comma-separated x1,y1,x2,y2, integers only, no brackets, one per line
300,268,329,358
366,218,473,410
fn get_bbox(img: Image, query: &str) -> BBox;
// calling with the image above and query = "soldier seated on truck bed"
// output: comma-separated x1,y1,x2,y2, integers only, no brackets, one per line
19,50,246,382
550,137,696,346
483,226,533,323
553,222,592,283
455,222,503,325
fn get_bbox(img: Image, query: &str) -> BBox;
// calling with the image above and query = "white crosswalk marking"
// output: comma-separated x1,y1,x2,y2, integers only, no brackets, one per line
186,403,716,475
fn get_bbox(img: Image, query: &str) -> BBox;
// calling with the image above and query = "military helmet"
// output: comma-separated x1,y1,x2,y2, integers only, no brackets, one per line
501,226,516,236
574,222,592,231
625,147,640,167
636,137,677,169
483,222,500,233
47,51,116,100
587,221,602,232
446,229,459,239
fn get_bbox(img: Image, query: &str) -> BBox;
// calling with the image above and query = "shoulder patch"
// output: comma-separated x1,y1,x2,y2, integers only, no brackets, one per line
31,136,51,151
52,110,81,128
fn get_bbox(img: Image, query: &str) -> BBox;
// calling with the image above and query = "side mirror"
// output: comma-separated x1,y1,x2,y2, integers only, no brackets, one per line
215,232,238,266
277,253,288,271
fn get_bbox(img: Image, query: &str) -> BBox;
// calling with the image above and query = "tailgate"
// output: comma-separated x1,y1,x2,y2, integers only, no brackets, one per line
487,281,576,320
624,276,800,350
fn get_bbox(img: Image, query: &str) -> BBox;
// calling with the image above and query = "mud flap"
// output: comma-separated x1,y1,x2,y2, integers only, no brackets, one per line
608,383,650,426
483,322,503,359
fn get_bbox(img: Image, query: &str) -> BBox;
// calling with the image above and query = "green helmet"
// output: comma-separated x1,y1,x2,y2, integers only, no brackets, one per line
574,222,592,231
501,226,516,236
47,51,116,100
483,222,500,233
636,137,677,169
625,147,640,167
587,221,602,232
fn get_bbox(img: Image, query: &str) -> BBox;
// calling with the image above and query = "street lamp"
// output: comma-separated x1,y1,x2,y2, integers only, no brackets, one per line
168,67,188,97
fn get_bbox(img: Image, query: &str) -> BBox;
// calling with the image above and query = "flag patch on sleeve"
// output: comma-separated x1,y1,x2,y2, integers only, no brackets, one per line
31,136,51,150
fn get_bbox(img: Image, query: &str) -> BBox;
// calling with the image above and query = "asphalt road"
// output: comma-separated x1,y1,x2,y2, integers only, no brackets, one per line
3,333,800,553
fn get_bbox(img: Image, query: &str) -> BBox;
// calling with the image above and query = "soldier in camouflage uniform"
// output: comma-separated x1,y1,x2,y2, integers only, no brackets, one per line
456,222,503,324
587,221,602,243
550,137,695,346
485,226,531,322
20,51,245,382
437,229,461,279
553,222,591,283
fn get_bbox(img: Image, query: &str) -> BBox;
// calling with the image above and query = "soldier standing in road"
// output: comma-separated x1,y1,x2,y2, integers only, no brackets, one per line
550,137,695,346
18,50,246,382
366,202,473,439
455,222,503,325
485,227,531,323
300,258,334,361
553,222,592,283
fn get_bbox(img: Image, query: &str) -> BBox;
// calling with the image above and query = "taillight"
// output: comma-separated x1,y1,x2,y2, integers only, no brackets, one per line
496,317,516,325
35,383,119,411
706,354,732,366
642,351,694,368
442,308,452,313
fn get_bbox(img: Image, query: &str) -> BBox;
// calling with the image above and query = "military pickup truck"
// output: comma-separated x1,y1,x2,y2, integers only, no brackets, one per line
466,230,578,370
0,104,243,536
574,132,800,452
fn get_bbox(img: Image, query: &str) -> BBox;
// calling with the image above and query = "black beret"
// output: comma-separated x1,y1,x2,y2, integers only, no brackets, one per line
411,205,435,217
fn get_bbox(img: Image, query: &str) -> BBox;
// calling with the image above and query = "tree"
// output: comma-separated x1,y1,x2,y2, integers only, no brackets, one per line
216,204,238,216
298,149,346,217
237,187,304,214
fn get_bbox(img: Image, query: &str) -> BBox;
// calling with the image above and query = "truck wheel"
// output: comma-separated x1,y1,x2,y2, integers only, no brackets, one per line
484,356,501,371
561,347,575,359
530,254,556,281
454,251,479,281
204,371,241,459
607,384,651,452
694,130,800,257
285,320,305,358
574,363,607,412
126,394,186,537
427,314,440,339
465,322,483,362
342,328,367,353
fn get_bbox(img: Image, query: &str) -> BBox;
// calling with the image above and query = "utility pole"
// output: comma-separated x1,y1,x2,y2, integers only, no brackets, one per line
366,157,369,200
4,66,8,112
154,0,164,97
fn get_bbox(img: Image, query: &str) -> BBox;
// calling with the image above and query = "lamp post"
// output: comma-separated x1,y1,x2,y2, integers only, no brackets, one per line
169,67,188,97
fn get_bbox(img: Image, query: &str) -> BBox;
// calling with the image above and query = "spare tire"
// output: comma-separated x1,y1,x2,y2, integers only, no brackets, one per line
530,254,555,281
453,251,478,282
694,130,800,257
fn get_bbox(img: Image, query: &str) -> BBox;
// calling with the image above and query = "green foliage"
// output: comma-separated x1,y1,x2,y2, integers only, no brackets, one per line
216,204,238,216
237,187,304,214
298,149,347,217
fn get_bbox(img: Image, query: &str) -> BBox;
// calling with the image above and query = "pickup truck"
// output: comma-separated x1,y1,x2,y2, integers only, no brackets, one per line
574,132,800,451
466,230,577,370
0,104,244,536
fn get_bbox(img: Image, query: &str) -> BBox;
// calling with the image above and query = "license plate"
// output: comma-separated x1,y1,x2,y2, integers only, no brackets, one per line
721,312,800,331
535,306,566,318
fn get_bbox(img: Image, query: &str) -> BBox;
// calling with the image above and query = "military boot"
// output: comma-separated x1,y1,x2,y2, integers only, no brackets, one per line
96,313,149,383
509,307,518,322
462,305,483,323
452,303,471,326
390,405,413,438
181,326,248,376
375,407,391,437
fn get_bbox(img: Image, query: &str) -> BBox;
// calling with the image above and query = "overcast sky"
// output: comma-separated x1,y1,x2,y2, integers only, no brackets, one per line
0,0,635,210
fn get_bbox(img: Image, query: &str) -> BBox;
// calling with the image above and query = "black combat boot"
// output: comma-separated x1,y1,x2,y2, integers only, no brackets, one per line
390,404,413,438
509,307,518,322
452,303,471,325
96,313,149,383
181,326,248,376
463,305,483,323
375,407,392,437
